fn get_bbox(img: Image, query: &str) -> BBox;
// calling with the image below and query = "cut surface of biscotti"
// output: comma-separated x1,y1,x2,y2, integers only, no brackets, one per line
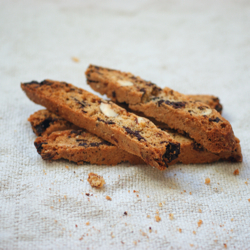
86,65,235,153
34,130,144,165
30,109,242,165
21,80,180,170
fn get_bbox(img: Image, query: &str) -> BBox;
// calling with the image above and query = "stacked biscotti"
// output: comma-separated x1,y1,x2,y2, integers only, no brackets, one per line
21,65,242,170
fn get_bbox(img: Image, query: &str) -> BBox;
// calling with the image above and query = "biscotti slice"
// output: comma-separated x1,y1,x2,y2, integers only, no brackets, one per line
21,80,180,170
86,65,235,153
30,109,242,165
34,130,144,165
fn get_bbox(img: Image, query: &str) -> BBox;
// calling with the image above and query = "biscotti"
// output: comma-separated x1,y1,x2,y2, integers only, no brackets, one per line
34,129,144,165
30,109,242,165
21,80,180,170
86,65,235,153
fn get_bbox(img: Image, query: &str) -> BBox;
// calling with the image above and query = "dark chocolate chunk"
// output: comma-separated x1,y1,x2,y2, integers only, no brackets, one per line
87,80,99,84
163,142,180,163
76,139,87,142
209,117,220,123
40,80,53,86
164,100,186,109
22,80,39,85
123,127,146,141
192,142,204,151
112,91,116,98
35,117,56,135
79,142,87,147
156,99,186,109
215,104,223,113
70,130,83,135
34,141,48,154
72,97,86,108
97,118,115,125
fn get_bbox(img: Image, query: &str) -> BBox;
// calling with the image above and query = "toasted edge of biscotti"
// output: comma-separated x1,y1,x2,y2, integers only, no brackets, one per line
85,65,235,154
21,80,180,170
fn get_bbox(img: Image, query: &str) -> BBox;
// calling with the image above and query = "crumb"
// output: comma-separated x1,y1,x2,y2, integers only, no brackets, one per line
193,231,196,235
50,206,53,209
124,212,127,216
233,169,239,175
155,215,161,222
133,241,137,245
245,181,248,185
86,222,90,226
205,178,210,184
111,232,115,238
85,193,90,196
155,230,157,233
75,224,78,227
179,228,182,233
248,199,250,202
190,244,194,247
136,194,139,197
197,220,203,227
106,195,112,201
72,57,80,62
64,195,67,199
87,173,106,188
55,220,57,223
169,213,174,220
128,190,130,193
65,165,69,169
231,218,234,221
159,202,162,207
189,192,192,195
147,215,150,218
147,195,150,198
149,227,152,233
198,209,202,213
140,230,148,237
156,209,159,215
224,243,227,248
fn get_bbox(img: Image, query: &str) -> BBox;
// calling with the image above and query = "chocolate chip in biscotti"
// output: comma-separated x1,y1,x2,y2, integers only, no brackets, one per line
163,142,180,163
156,100,186,109
35,117,56,135
209,117,221,123
192,142,204,152
34,141,48,154
123,126,146,141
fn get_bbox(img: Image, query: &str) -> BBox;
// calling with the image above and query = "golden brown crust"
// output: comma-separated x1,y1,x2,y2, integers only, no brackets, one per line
21,80,180,170
86,65,235,153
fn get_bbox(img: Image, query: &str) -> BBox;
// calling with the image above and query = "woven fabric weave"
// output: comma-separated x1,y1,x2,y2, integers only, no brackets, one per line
0,0,249,249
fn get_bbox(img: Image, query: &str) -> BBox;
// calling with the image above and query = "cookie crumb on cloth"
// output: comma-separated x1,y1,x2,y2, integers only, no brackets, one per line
87,172,106,188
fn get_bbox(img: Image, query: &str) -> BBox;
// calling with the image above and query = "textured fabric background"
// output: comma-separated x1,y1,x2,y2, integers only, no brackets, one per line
0,0,250,249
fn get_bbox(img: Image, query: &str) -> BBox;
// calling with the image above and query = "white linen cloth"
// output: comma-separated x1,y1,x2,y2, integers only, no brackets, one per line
0,0,249,249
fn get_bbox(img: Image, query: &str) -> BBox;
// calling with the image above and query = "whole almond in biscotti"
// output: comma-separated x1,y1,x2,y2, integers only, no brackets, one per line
85,65,235,153
21,80,180,170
